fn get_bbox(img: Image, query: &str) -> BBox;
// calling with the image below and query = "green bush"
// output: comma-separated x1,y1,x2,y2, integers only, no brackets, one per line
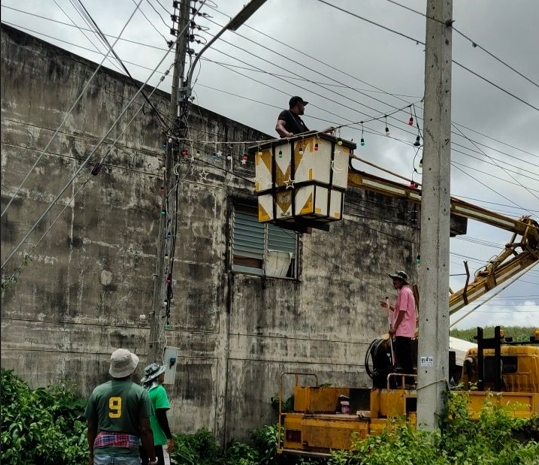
328,392,538,465
439,391,539,465
2,368,537,465
1,369,88,465
170,428,222,464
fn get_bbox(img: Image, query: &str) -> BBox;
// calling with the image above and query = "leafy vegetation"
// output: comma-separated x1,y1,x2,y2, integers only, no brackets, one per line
450,326,537,343
1,369,87,465
2,369,538,465
328,392,539,465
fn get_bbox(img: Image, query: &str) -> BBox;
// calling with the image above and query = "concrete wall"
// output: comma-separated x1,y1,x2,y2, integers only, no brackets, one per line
0,24,420,443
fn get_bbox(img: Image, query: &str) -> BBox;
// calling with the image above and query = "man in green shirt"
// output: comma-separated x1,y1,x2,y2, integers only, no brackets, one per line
85,348,157,465
140,363,175,465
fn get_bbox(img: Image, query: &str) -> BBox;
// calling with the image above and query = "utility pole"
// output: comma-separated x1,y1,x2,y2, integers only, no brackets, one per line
148,0,190,364
417,0,453,430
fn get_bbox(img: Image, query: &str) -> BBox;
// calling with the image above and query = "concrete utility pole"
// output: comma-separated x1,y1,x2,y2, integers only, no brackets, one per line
148,0,190,363
417,0,453,430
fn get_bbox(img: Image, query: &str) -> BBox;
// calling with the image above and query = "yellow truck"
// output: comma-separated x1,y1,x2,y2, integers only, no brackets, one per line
276,172,539,457
278,327,539,457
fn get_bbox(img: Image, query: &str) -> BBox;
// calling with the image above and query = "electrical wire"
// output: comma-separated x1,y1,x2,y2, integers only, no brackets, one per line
144,0,170,29
315,0,539,113
131,0,168,43
4,3,538,164
1,3,196,270
2,63,174,285
198,24,539,189
385,0,539,89
52,0,124,74
7,7,537,176
76,0,171,131
0,1,144,219
3,10,536,221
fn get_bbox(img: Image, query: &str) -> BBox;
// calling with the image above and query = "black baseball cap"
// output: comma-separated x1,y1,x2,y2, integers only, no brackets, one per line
289,96,308,108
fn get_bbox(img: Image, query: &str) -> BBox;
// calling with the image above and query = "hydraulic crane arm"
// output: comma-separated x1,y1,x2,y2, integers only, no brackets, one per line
347,168,539,313
449,217,538,315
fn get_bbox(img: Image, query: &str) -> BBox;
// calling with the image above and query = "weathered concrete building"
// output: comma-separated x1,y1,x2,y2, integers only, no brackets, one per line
1,24,420,442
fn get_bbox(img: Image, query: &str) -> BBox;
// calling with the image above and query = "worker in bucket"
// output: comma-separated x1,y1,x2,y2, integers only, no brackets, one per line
275,96,310,138
380,270,417,387
275,96,335,138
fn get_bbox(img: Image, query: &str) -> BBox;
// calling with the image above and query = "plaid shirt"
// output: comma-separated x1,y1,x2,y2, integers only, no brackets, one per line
94,432,139,449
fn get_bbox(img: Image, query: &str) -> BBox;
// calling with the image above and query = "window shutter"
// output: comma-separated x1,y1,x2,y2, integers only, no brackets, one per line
233,211,264,261
268,223,296,255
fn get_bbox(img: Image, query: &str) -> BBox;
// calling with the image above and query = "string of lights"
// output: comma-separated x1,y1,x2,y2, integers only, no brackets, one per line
5,4,538,164
3,4,536,239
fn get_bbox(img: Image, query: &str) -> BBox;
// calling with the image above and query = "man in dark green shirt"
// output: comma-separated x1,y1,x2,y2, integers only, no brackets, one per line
85,349,157,465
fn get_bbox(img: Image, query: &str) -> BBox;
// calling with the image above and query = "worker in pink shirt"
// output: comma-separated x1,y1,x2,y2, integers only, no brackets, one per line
380,270,417,387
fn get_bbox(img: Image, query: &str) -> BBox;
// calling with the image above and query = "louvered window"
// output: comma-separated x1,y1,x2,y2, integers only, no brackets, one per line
232,206,298,278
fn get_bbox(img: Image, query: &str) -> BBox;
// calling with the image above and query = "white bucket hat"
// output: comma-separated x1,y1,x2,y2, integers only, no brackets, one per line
109,348,139,378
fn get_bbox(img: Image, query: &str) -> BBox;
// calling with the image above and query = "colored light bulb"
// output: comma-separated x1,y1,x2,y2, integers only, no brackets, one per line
419,158,423,168
414,136,421,147
278,150,283,158
385,127,390,136
337,139,343,146
360,138,365,146
299,148,304,155
415,254,421,265
408,116,414,126
160,209,166,216
314,143,318,151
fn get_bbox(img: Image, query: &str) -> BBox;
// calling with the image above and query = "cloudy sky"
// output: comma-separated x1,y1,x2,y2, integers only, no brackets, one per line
2,0,538,331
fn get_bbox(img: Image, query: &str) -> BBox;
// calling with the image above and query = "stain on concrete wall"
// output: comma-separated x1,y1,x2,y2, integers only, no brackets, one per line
1,24,420,443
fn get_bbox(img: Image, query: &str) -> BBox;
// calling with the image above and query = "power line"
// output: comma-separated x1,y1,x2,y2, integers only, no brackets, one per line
76,0,171,131
385,0,539,89
3,14,536,214
5,3,537,163
52,0,124,74
0,1,145,219
1,63,172,289
452,123,539,203
131,0,169,42
314,0,539,113
227,12,537,162
1,6,188,270
2,5,539,162
144,0,170,29
202,14,539,178
192,67,539,186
